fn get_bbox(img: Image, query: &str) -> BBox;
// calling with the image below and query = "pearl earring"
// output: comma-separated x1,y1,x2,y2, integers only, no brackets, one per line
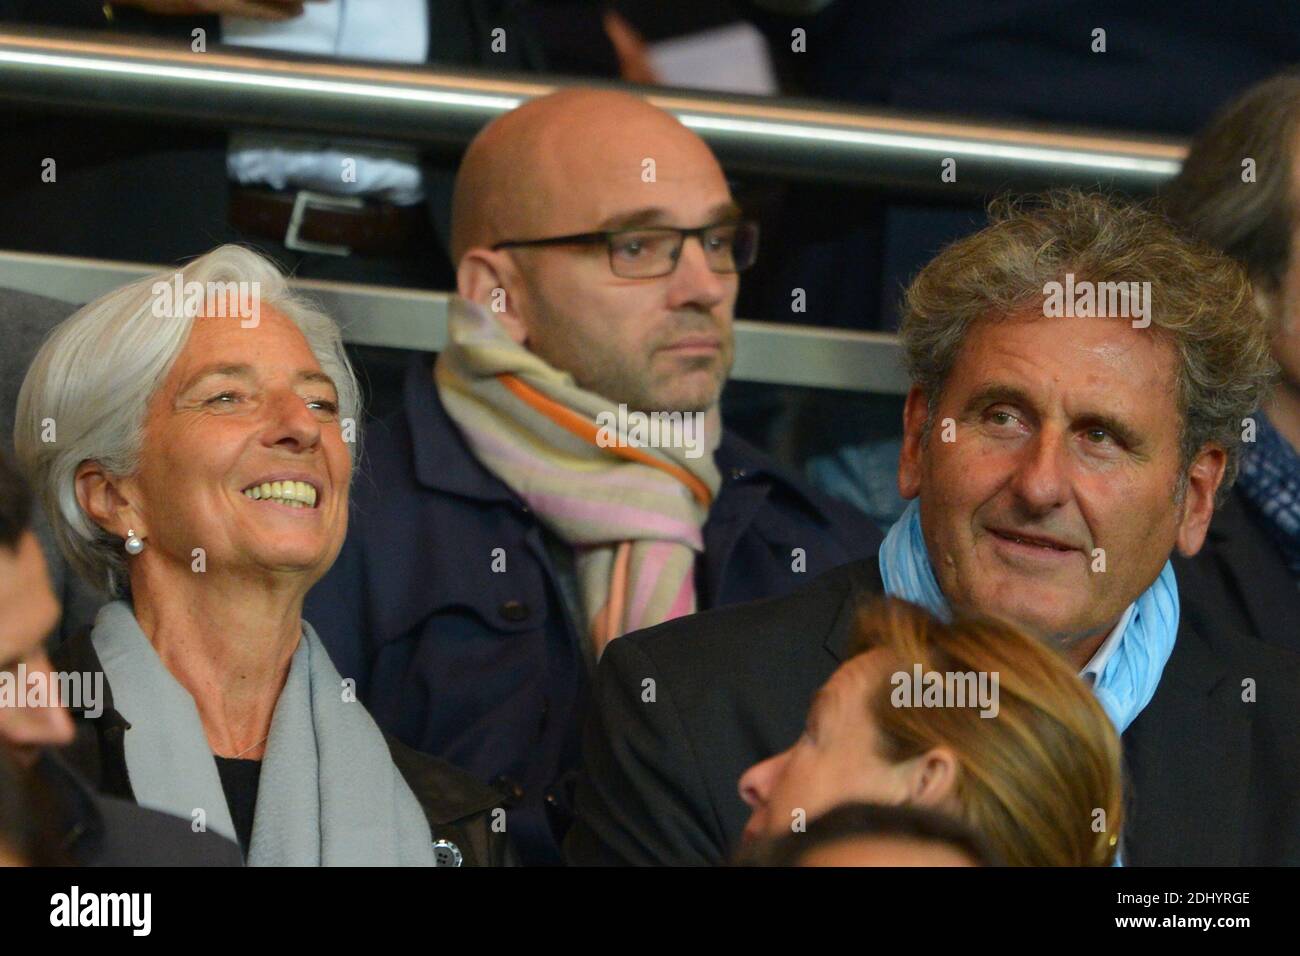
124,529,144,555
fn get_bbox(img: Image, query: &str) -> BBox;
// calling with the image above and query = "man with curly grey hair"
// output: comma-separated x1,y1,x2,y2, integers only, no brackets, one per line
568,189,1300,867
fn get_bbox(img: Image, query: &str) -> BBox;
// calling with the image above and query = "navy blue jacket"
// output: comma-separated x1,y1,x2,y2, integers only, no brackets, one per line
305,354,882,864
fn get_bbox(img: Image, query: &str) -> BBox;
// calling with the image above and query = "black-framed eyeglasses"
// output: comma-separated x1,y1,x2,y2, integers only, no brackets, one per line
492,220,760,279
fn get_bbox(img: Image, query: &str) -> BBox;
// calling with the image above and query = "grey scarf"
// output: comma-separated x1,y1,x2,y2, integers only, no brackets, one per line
91,601,434,866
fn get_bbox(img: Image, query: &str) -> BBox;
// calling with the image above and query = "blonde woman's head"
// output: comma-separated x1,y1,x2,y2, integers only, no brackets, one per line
738,598,1123,866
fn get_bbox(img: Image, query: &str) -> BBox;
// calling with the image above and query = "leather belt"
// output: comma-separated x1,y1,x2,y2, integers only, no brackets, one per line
229,187,426,258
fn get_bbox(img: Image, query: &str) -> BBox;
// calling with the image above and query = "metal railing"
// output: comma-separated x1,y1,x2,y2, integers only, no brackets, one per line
0,27,1190,394
0,250,910,394
0,27,1186,194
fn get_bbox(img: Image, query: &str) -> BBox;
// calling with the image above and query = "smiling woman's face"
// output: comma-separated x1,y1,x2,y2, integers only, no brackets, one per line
123,306,350,588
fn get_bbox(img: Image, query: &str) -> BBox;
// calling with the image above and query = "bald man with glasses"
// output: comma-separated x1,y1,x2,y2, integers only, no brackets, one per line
305,88,881,865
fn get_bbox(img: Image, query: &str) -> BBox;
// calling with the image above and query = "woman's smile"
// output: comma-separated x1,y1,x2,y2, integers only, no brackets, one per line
239,476,322,511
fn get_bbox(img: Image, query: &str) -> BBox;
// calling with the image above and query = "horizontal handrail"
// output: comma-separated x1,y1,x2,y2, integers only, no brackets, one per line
0,26,1185,193
0,250,910,394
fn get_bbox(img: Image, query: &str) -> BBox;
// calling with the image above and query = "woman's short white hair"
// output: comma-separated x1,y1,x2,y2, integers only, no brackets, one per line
13,244,362,595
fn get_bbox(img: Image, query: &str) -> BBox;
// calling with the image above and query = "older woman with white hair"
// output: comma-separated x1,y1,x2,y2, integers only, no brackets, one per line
14,245,508,866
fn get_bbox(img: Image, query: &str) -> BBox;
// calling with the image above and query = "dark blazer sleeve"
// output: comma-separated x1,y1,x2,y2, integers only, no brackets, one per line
564,635,726,866
90,794,246,867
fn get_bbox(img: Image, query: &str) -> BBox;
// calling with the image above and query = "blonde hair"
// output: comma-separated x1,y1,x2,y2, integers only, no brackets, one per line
900,189,1277,499
853,598,1124,866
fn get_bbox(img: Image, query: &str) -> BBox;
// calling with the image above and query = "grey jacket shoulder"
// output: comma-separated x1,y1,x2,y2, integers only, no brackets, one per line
0,287,75,426
0,286,107,642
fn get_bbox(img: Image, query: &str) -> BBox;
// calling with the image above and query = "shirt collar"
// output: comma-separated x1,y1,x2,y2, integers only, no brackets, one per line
1080,603,1135,685
405,353,520,505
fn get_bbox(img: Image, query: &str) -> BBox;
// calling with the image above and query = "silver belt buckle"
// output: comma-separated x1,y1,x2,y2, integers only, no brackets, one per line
285,189,364,256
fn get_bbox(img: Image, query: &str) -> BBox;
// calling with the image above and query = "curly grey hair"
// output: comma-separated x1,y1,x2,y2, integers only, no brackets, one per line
899,190,1277,504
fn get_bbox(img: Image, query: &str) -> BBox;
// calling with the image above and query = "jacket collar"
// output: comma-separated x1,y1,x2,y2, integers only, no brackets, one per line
406,352,842,524
404,353,521,507
822,558,886,663
53,626,120,724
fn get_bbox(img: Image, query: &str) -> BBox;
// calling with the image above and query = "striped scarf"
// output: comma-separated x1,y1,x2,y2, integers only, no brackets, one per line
436,297,722,658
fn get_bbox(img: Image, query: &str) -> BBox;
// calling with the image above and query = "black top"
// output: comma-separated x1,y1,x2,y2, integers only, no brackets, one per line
214,757,262,857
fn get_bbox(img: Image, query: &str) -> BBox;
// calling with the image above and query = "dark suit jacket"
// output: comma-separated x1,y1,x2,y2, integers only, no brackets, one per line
36,751,245,867
304,353,884,865
565,557,1300,866
52,626,513,866
1174,487,1300,657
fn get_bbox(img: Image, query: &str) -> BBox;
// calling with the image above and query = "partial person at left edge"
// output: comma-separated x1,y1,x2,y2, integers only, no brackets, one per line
0,445,243,865
13,246,512,865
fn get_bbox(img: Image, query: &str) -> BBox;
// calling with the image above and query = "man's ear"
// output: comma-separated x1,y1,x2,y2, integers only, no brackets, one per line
74,461,142,541
1174,443,1226,558
456,248,529,345
898,386,930,500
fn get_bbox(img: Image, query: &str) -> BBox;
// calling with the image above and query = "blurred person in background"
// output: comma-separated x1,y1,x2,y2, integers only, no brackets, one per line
15,246,510,865
1162,71,1300,656
0,749,67,866
738,599,1123,867
0,0,545,289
